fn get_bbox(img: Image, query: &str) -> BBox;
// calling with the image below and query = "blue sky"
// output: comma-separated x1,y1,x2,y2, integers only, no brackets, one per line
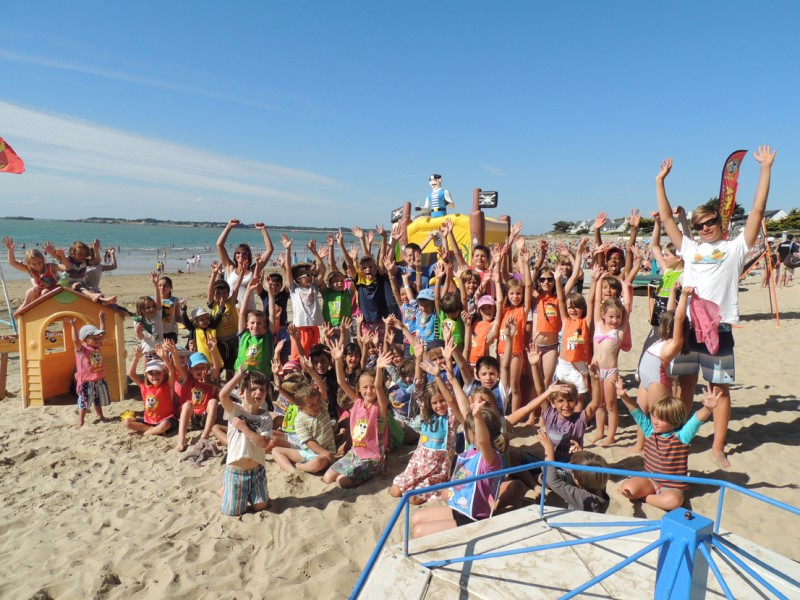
0,1,797,233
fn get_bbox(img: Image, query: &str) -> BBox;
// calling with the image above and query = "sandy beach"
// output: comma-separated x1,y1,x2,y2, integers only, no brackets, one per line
0,269,798,599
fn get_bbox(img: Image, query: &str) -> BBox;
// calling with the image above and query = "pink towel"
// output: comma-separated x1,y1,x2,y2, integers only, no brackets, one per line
689,295,721,355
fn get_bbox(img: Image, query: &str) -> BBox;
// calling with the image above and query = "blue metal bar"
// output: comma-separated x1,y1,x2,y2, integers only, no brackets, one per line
560,536,671,600
421,523,661,569
713,534,800,588
350,494,410,600
710,536,791,599
539,465,548,518
699,541,734,600
549,520,660,529
715,487,726,534
658,540,686,600
351,459,800,599
403,501,410,557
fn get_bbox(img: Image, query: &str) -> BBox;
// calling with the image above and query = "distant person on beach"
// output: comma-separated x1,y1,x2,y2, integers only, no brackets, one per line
3,236,61,309
655,145,776,468
216,219,274,311
777,234,798,288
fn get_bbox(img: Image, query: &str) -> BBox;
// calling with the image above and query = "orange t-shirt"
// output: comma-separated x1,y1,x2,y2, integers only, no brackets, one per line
470,320,493,363
536,294,561,335
561,317,591,363
498,305,526,356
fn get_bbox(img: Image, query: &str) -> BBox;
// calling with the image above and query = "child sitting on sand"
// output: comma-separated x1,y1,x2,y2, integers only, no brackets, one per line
125,347,178,436
218,367,273,516
272,382,337,474
172,342,221,453
64,312,110,427
3,237,61,309
616,379,720,511
537,427,610,513
411,396,504,537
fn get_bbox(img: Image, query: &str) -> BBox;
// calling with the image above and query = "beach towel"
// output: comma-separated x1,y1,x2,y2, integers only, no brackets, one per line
690,295,721,355
180,438,223,468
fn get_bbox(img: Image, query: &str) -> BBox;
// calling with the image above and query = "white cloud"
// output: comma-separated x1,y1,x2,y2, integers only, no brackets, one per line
0,50,278,111
479,163,505,177
0,101,357,224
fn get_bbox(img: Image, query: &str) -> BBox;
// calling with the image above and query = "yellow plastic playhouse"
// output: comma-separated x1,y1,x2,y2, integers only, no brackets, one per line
12,287,127,407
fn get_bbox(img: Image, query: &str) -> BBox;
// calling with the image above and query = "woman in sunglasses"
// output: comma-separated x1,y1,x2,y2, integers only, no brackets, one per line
655,146,776,468
216,218,274,311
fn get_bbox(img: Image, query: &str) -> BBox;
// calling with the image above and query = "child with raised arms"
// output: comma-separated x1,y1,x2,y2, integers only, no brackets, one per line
125,347,178,437
389,347,463,504
553,263,593,398
47,239,117,304
234,278,277,376
281,235,325,360
218,367,273,516
64,311,110,427
4,237,61,309
616,378,720,511
171,339,221,453
324,339,390,488
590,269,629,447
207,264,240,378
411,396,504,537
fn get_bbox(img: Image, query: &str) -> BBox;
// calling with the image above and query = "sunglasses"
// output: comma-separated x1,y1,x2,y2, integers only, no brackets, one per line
693,217,719,231
539,277,555,282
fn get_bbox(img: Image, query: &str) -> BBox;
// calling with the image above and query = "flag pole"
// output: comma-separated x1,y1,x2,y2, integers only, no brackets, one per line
0,260,17,333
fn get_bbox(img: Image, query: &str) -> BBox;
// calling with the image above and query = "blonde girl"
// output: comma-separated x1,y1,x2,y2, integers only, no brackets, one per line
3,237,61,308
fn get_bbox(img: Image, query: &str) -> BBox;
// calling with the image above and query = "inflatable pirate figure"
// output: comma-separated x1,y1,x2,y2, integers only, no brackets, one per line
420,173,455,217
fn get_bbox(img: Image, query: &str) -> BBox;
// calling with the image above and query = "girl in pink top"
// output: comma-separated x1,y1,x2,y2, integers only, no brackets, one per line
64,311,111,427
324,338,390,488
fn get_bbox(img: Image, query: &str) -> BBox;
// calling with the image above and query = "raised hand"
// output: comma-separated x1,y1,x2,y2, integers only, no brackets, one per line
376,351,393,370
227,218,241,228
375,224,386,236
526,341,541,365
326,233,335,247
656,158,672,181
254,222,266,230
753,145,776,167
628,209,641,229
510,221,523,238
419,360,440,376
594,212,608,231
2,237,13,250
702,386,723,411
351,225,364,239
365,230,375,247
307,239,317,254
335,228,344,246
281,233,292,250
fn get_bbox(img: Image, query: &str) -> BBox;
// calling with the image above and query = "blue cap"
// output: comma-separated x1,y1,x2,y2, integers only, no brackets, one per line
417,288,435,301
188,352,210,368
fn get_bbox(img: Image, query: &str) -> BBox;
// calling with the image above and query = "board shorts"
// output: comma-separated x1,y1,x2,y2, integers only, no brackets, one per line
221,464,269,516
189,412,208,431
329,449,384,483
77,380,111,410
668,324,735,384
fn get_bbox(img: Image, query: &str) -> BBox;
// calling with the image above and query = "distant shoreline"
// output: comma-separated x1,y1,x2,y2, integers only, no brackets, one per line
68,217,344,232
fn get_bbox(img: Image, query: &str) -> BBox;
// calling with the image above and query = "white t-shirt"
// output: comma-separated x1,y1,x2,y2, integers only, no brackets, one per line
226,269,255,311
225,402,273,465
681,233,749,324
289,282,324,327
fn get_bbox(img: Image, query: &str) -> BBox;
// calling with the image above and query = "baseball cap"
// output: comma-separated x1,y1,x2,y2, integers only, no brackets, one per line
477,295,495,309
187,352,209,368
144,360,166,373
417,288,435,302
79,325,105,340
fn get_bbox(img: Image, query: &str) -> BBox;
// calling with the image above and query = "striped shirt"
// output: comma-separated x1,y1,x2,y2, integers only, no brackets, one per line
632,408,703,490
294,407,336,455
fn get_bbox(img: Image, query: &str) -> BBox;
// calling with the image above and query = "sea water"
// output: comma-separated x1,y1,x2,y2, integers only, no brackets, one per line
0,219,357,281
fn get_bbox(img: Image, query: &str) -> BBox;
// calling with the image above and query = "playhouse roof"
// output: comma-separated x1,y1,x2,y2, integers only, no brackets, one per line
13,287,130,319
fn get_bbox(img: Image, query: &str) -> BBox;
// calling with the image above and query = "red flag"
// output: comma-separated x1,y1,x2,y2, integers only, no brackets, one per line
718,149,747,240
0,136,25,174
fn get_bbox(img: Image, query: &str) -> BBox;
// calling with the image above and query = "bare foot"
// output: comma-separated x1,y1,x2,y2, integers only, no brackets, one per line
176,441,188,452
76,421,84,429
589,433,604,445
626,445,644,455
599,437,616,447
101,295,118,305
712,449,730,469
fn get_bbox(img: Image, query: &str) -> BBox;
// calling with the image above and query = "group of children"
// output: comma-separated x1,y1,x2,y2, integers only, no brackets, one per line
10,214,721,527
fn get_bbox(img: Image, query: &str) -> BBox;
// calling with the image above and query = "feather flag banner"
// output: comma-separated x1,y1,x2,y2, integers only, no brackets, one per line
718,149,747,240
0,136,25,174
